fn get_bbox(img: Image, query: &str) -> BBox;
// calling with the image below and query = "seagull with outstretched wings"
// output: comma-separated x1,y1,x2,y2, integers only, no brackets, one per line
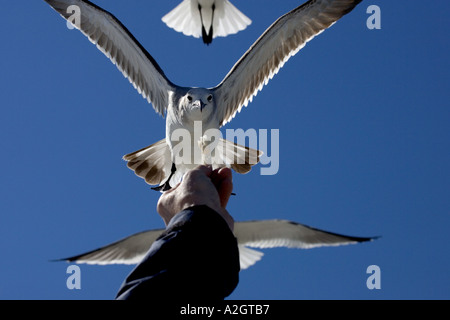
58,219,376,270
44,0,362,191
162,0,252,45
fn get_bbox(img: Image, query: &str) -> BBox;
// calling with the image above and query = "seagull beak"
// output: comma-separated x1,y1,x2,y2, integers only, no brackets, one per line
193,100,206,112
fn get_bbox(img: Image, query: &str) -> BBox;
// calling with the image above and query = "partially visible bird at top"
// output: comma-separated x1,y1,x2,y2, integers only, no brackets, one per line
162,0,252,45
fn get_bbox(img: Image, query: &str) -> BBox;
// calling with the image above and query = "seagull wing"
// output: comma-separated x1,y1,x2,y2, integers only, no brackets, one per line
58,219,375,266
58,229,164,265
212,0,362,126
59,228,263,270
44,0,176,117
234,219,375,249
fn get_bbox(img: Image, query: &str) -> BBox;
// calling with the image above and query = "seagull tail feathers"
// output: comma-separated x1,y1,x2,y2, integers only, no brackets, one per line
123,139,172,186
216,138,262,174
162,0,250,42
162,0,202,38
213,0,252,38
238,245,264,270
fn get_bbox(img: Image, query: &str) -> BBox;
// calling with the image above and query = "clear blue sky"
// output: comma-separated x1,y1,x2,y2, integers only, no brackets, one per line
1,0,449,300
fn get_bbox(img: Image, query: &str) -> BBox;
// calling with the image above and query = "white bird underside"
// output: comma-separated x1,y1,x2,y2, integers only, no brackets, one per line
58,220,376,270
162,0,252,44
43,0,362,188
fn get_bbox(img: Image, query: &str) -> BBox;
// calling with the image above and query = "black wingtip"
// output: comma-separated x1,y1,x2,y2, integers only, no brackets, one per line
288,220,381,243
49,257,71,263
50,250,102,263
343,0,364,16
353,235,380,243
368,235,382,242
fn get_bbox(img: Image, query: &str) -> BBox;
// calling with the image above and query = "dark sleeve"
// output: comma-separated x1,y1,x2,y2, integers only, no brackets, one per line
115,205,240,300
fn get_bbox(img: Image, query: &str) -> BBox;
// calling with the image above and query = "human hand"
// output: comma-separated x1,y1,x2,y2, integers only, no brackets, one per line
156,165,234,230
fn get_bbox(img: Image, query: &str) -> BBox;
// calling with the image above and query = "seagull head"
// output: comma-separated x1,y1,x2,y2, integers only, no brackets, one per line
181,88,215,121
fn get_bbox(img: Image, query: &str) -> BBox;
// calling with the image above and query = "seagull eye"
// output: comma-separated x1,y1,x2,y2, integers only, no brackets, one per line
187,95,193,102
207,95,213,102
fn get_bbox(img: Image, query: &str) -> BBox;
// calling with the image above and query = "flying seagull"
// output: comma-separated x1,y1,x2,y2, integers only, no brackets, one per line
44,0,363,191
162,0,252,45
58,219,376,270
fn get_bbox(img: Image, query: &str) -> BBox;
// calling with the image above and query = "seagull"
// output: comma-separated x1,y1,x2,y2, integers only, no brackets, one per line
162,0,252,45
58,219,377,270
44,0,363,191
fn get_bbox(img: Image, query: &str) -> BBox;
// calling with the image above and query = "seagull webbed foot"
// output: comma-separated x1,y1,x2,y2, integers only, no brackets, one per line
151,163,177,193
151,181,172,192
